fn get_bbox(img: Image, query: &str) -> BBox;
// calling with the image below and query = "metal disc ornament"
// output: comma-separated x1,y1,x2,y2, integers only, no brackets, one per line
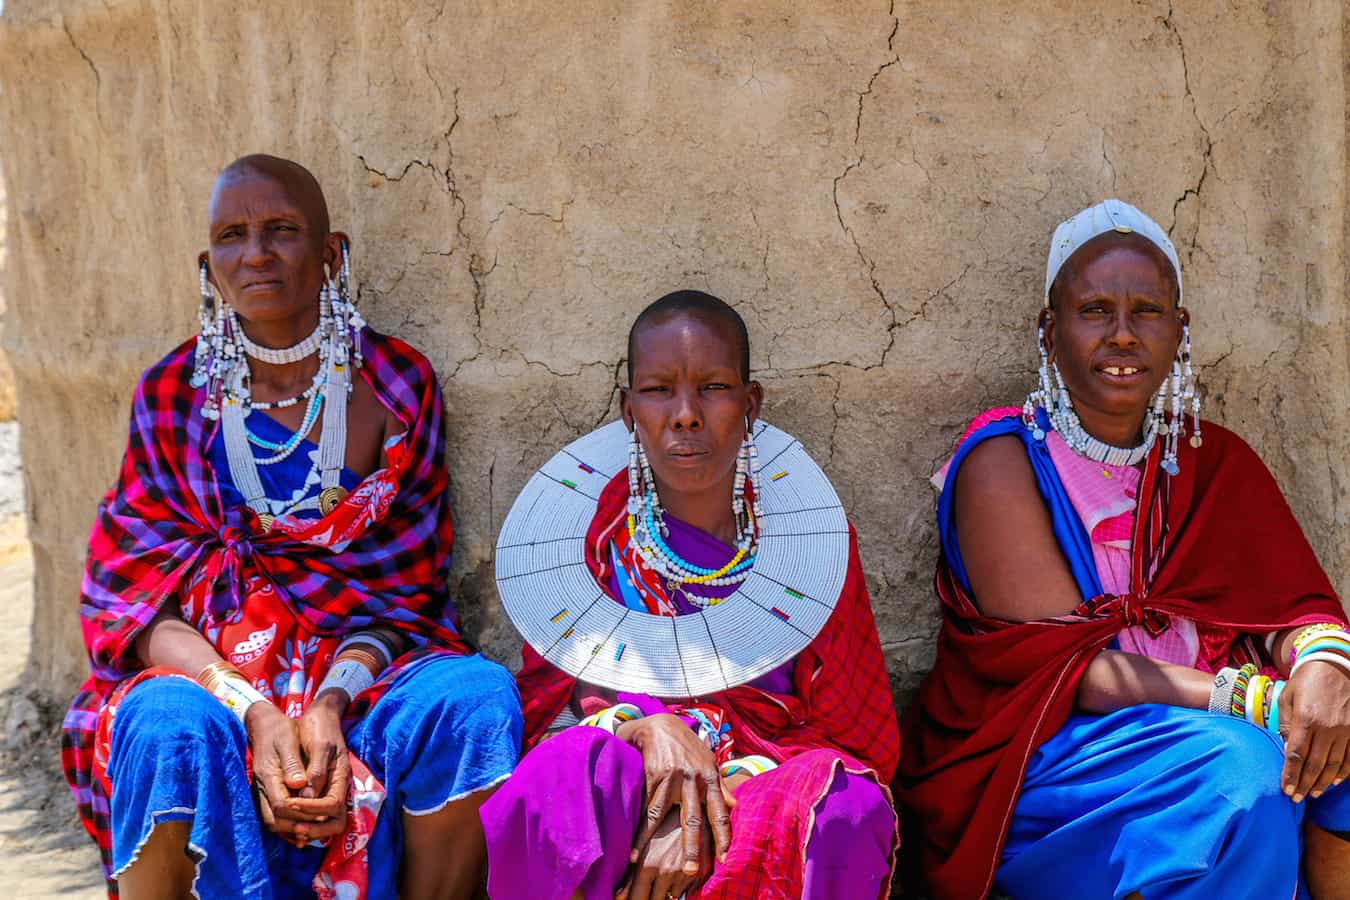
495,420,849,697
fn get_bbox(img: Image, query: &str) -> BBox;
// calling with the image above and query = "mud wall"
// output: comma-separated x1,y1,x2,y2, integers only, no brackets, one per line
1,0,1347,699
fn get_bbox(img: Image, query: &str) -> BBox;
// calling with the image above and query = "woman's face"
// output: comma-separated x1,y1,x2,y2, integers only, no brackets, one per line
622,313,763,502
204,172,335,327
1044,234,1185,431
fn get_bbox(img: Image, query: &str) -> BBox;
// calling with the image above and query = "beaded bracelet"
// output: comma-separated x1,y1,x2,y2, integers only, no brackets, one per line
316,658,376,702
1208,667,1240,716
719,755,778,779
579,702,644,735
1229,663,1259,718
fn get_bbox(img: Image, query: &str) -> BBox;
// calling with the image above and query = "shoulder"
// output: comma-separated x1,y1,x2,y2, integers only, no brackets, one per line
359,329,442,406
130,339,198,410
953,433,1036,502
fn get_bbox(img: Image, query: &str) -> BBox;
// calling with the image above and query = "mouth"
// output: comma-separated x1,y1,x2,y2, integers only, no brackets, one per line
665,445,710,464
1096,362,1149,385
240,278,284,293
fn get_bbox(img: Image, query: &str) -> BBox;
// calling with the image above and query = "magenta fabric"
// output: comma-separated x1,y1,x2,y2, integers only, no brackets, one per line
481,728,894,900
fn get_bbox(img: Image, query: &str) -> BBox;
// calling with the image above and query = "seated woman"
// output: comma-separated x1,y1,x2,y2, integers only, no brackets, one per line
60,155,521,900
480,290,899,900
900,199,1350,899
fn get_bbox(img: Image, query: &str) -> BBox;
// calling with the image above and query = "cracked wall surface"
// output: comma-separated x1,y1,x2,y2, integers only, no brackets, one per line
1,0,1348,703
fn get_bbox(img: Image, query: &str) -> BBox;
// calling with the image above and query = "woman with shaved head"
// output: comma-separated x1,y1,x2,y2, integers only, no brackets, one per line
481,291,900,900
61,155,521,900
901,200,1350,899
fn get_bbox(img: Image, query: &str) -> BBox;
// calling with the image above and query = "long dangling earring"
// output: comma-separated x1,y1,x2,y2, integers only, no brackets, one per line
333,241,366,370
1023,325,1052,441
733,418,751,543
1180,321,1202,449
627,425,642,517
192,260,215,389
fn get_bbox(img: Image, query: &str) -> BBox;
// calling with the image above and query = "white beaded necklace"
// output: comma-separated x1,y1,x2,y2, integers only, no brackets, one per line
229,308,326,365
1045,363,1157,467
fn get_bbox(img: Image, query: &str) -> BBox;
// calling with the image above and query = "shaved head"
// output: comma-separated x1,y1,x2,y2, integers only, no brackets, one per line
211,154,330,242
627,290,750,383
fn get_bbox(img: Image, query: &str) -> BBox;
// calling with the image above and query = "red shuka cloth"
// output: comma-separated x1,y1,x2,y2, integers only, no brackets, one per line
898,418,1347,899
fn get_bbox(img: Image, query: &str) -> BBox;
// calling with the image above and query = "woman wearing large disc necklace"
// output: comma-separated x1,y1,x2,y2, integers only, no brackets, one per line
482,290,899,900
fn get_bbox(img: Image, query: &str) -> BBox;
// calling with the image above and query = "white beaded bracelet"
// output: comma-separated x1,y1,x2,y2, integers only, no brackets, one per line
316,658,377,702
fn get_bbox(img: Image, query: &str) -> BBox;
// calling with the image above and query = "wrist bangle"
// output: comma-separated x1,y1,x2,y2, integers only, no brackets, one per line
1292,650,1350,679
1247,675,1270,727
719,755,778,779
196,661,268,723
1208,667,1240,716
1229,663,1259,719
1268,680,1287,736
579,703,643,735
317,658,376,703
337,633,393,669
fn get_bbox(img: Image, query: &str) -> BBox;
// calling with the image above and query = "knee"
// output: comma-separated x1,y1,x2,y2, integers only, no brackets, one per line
113,676,242,749
396,655,523,747
812,773,896,847
538,726,643,780
1195,719,1299,855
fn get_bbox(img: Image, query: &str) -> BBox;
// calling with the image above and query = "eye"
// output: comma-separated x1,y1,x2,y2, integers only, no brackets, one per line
703,383,730,391
1135,303,1165,316
216,226,243,240
1080,303,1108,316
639,385,670,394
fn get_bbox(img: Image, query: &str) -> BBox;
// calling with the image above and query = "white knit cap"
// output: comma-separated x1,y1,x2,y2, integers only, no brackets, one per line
1044,198,1182,306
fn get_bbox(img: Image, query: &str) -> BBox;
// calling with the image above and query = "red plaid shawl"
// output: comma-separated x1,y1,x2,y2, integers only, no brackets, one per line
61,330,469,894
516,472,900,897
898,414,1346,899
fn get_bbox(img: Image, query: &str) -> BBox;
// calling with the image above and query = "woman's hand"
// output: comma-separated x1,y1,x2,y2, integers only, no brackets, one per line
616,714,732,877
286,692,352,844
1278,660,1350,802
246,701,325,844
617,808,712,900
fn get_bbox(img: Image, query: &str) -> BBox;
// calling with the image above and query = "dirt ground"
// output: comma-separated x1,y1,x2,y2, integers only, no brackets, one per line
0,421,104,897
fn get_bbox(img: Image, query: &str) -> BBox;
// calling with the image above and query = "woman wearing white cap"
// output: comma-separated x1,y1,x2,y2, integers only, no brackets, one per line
900,199,1350,899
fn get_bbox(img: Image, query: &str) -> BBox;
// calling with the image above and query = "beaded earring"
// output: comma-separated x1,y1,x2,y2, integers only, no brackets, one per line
192,260,216,390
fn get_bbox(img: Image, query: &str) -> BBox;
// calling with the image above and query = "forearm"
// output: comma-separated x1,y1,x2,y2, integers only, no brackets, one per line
312,631,397,711
1075,649,1213,714
133,608,225,674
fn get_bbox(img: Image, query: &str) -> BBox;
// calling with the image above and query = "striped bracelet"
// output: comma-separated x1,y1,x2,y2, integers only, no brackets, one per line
719,755,778,779
579,702,644,735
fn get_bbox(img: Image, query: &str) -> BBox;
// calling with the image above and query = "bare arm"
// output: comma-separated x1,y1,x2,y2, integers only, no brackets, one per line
133,607,226,674
952,435,1210,713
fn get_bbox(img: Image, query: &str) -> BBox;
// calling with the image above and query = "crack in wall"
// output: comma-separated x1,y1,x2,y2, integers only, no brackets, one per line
829,0,903,372
1162,2,1214,252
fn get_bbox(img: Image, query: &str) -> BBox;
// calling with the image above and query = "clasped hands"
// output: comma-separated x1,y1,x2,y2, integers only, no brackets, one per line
1277,659,1350,805
246,691,351,847
614,713,745,900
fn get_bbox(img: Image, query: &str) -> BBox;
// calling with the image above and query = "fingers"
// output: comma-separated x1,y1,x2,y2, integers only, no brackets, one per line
1283,723,1311,802
704,772,733,861
276,731,309,793
1310,736,1347,799
679,774,704,876
631,777,673,863
1296,731,1334,802
626,854,659,900
303,739,334,800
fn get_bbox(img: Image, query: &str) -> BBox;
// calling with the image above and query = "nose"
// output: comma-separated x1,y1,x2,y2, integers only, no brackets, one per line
1105,307,1140,348
670,385,703,431
241,227,272,268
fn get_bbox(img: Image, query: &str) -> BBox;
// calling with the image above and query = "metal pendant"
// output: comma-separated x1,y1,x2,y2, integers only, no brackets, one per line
319,486,349,516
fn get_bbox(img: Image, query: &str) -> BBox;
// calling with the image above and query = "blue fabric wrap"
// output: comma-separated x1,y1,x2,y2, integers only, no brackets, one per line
209,411,362,518
997,705,1350,900
107,654,522,899
935,409,1103,602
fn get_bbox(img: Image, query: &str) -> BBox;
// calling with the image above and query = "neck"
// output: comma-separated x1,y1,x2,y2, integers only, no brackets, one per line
1073,403,1149,448
237,305,323,391
651,474,739,546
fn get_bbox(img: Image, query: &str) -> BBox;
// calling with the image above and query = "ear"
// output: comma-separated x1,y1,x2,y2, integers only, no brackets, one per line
745,381,764,426
620,386,634,431
1037,307,1056,363
197,251,216,290
324,231,351,277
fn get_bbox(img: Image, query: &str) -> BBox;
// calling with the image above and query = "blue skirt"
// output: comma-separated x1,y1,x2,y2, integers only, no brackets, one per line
996,704,1350,900
106,653,522,899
